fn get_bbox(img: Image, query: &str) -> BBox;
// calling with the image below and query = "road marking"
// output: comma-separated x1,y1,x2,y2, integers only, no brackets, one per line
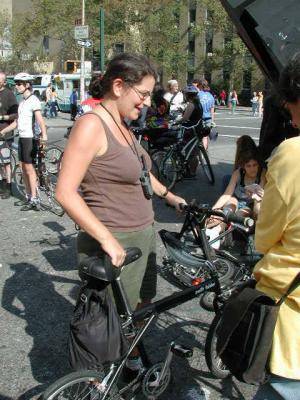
219,134,259,141
215,116,261,120
217,125,260,130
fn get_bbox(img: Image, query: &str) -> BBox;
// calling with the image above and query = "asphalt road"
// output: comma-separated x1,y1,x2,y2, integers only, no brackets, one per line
0,108,262,400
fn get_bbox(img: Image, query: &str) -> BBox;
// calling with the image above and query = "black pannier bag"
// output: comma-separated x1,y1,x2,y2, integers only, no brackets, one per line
69,281,129,370
216,272,300,385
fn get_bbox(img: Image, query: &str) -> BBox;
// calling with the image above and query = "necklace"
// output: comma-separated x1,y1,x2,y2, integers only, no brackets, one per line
100,103,139,157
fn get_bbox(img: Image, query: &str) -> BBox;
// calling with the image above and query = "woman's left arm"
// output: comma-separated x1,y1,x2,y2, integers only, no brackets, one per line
150,172,186,210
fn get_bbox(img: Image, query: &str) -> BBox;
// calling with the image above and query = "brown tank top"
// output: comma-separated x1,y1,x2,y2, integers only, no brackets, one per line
80,112,154,232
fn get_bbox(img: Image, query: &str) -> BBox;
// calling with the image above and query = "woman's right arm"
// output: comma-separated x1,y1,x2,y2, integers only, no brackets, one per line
212,170,239,209
55,114,126,266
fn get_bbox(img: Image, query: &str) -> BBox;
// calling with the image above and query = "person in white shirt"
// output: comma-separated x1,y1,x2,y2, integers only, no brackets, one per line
4,73,47,210
163,79,185,119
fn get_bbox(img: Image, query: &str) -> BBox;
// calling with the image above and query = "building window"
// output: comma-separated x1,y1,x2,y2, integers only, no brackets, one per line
206,28,213,54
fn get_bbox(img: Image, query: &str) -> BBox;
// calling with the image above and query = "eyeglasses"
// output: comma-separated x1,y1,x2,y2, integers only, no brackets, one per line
131,86,152,100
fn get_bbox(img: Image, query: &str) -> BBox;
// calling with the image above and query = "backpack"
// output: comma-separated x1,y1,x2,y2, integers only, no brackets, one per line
216,273,300,385
69,280,129,370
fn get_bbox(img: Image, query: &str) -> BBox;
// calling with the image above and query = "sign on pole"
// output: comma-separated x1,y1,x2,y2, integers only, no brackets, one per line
74,25,89,40
77,39,93,48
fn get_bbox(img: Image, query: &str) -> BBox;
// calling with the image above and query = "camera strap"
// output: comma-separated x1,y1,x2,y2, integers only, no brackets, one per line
100,103,153,199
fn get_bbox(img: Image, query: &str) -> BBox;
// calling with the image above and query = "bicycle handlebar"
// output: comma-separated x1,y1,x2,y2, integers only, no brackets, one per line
179,201,255,229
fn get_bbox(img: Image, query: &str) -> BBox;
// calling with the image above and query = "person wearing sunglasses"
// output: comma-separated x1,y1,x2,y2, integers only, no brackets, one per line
6,73,48,210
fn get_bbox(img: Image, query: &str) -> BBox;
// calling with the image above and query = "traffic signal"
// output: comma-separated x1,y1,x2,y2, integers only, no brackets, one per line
64,60,80,73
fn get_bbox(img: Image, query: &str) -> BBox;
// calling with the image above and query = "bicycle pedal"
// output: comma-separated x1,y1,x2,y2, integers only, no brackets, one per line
170,343,193,358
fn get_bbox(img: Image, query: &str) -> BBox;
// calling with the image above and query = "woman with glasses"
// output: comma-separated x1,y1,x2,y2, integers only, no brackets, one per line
56,53,185,375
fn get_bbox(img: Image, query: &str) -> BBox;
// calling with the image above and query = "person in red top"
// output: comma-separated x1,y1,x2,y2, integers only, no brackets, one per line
219,89,226,106
80,74,103,113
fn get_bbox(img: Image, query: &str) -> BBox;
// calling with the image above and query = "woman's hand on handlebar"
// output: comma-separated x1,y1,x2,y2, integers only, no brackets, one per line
165,192,187,212
100,235,126,268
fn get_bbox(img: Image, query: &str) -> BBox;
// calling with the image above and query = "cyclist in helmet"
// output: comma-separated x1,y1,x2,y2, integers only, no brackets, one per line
6,72,47,210
179,85,203,125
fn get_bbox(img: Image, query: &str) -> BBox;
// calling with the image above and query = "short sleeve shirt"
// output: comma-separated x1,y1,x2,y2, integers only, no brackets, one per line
198,90,214,119
17,94,42,138
164,91,184,112
0,87,18,132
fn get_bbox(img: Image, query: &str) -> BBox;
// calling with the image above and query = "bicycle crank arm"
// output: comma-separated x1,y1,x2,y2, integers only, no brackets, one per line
171,342,193,358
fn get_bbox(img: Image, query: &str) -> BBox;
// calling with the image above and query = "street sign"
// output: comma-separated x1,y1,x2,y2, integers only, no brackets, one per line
77,39,93,48
74,25,89,39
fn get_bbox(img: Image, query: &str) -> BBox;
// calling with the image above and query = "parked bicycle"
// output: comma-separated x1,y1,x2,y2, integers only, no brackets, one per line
160,201,255,287
151,121,215,189
13,141,64,216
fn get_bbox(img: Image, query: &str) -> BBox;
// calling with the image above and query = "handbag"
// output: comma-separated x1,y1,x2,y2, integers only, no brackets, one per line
69,280,129,370
216,272,300,385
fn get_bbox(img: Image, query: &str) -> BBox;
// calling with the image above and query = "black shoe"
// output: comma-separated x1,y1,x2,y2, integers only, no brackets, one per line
0,179,7,195
1,183,12,199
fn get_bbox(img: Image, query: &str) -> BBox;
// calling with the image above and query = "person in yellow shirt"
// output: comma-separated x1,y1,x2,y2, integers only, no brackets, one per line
253,54,300,399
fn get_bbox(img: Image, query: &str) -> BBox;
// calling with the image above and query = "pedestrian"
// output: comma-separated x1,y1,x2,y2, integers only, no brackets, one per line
5,72,48,210
69,89,78,121
257,91,264,117
251,91,259,116
193,78,215,149
219,89,226,106
55,53,186,376
231,90,238,113
227,91,232,108
252,53,300,400
43,83,52,118
49,87,58,118
163,79,185,120
0,72,18,199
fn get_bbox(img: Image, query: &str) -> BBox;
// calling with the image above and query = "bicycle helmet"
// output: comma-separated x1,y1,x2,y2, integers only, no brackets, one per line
183,84,199,94
14,72,35,82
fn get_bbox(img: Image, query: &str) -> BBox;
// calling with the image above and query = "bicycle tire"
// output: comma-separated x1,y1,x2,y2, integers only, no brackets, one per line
150,150,164,180
159,153,178,190
45,146,63,175
38,173,65,216
10,152,17,172
198,146,214,184
13,164,26,198
205,312,230,379
42,369,120,400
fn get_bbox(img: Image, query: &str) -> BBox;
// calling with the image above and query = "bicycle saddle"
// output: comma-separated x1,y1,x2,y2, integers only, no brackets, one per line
79,247,142,283
159,230,206,269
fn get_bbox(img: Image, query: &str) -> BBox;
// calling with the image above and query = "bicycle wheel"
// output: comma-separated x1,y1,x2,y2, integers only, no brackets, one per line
45,146,63,175
10,152,17,172
37,173,64,216
42,370,120,400
159,154,178,190
205,313,230,379
198,146,214,184
150,150,165,180
13,164,26,198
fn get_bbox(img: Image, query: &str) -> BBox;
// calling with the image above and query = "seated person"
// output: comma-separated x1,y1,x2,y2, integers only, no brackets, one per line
146,97,169,129
212,149,266,230
178,85,203,127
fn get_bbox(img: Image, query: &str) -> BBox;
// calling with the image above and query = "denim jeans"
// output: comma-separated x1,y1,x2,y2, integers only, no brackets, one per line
253,375,300,400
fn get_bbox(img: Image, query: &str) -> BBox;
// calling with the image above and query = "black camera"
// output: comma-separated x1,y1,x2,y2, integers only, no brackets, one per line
140,154,153,200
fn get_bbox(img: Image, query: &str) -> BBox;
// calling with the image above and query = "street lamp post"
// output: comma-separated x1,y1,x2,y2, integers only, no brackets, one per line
80,0,85,103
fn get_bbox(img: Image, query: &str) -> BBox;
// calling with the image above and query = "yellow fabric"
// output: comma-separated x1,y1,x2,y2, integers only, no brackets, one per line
254,137,300,379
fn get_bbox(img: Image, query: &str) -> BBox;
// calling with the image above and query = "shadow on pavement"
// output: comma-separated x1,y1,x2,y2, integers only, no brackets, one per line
1,263,78,399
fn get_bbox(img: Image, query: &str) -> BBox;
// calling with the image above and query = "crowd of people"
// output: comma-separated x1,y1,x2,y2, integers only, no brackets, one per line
1,51,300,399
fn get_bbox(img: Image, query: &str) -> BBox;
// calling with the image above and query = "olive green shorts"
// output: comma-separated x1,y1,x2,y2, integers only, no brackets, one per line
77,224,157,309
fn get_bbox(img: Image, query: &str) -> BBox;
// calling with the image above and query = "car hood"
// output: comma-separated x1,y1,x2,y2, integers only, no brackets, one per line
221,0,300,83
